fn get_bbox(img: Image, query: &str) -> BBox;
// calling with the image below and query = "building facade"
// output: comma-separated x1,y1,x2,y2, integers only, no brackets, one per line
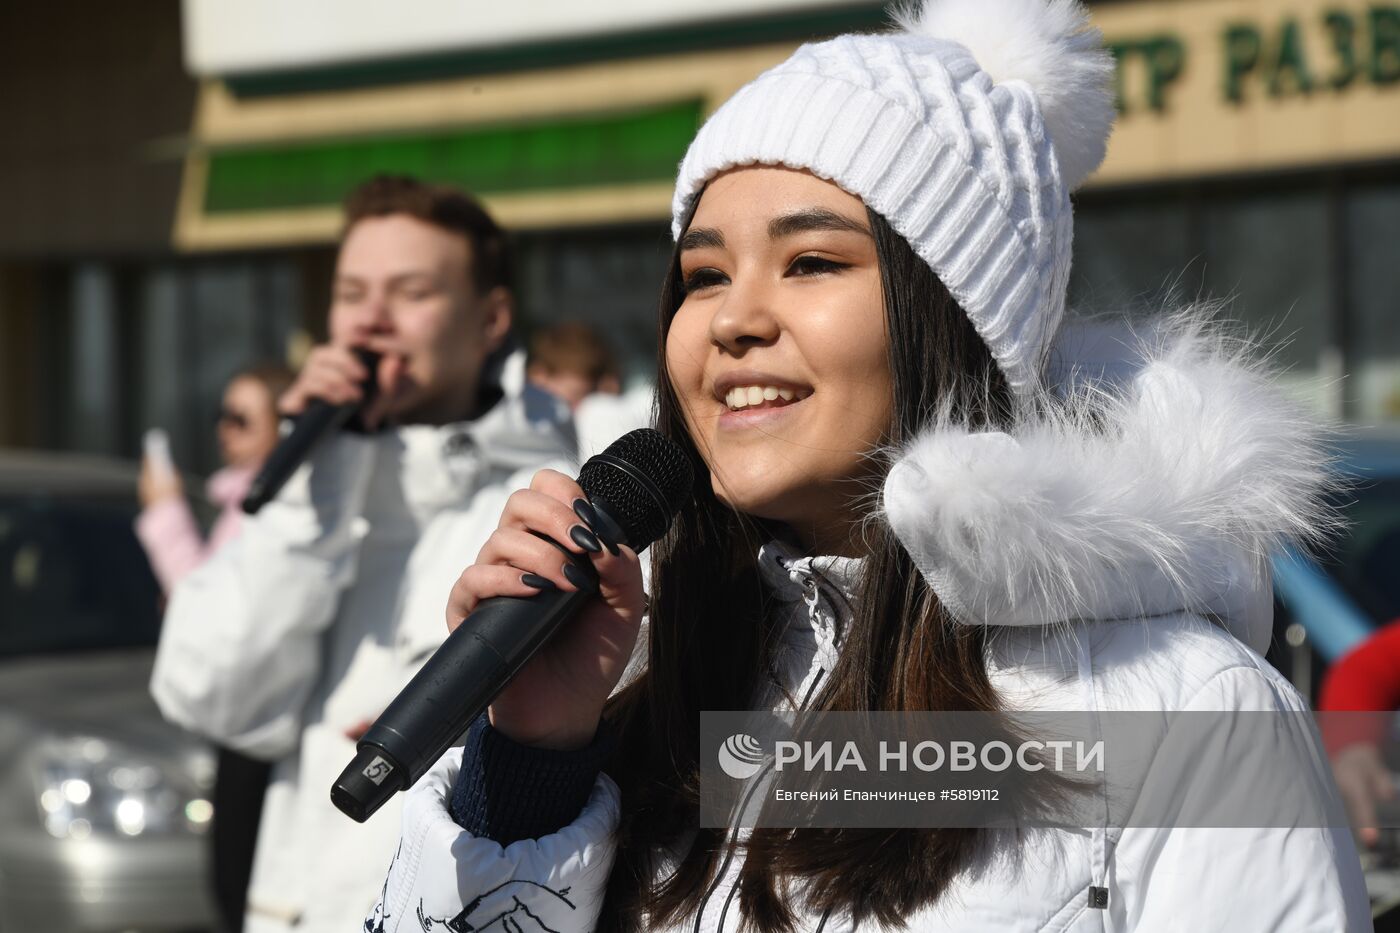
1,0,1397,473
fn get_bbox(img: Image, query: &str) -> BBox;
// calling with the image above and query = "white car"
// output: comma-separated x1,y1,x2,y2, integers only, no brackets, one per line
0,450,216,932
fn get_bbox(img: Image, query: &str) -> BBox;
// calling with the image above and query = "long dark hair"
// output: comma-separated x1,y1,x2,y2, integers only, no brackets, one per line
598,205,1015,931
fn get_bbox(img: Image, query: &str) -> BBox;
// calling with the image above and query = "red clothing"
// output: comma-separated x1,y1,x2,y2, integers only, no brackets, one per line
1318,618,1400,753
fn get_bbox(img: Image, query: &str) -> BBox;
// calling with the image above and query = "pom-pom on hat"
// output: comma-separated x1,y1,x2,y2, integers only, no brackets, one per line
671,0,1116,395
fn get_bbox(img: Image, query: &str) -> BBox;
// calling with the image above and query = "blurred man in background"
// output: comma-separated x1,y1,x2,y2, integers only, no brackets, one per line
150,175,575,933
136,361,294,933
525,320,655,460
524,319,621,410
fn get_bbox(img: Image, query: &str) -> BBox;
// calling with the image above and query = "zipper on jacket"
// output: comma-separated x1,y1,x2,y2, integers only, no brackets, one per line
694,667,827,933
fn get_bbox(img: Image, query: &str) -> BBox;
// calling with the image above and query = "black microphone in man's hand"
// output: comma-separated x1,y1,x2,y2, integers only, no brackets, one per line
330,428,693,823
242,348,381,515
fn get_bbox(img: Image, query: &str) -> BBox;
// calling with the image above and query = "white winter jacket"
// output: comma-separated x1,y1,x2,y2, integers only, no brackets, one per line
150,356,576,933
368,322,1372,932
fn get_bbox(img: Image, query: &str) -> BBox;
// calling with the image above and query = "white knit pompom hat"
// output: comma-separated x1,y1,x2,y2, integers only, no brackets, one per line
671,0,1116,395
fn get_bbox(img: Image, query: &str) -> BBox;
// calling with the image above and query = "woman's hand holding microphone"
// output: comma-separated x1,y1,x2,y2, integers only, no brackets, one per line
446,468,648,753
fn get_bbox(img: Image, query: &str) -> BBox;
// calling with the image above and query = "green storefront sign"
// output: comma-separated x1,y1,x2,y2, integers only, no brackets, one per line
203,100,703,215
1109,5,1399,113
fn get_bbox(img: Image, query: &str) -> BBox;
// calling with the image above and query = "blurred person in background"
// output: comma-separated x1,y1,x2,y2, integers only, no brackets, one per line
1320,616,1400,848
524,320,622,410
526,321,653,458
150,174,575,933
525,320,658,460
137,361,294,933
136,363,292,592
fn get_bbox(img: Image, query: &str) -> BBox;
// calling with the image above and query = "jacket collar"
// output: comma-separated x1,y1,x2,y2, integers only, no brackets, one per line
881,313,1335,656
756,540,862,605
360,349,576,531
437,349,577,478
757,540,861,672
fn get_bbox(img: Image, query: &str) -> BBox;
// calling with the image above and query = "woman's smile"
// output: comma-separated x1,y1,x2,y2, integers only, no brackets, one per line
717,392,808,429
713,369,813,429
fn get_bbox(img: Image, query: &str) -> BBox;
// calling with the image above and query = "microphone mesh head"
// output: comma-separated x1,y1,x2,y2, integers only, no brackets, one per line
577,429,693,550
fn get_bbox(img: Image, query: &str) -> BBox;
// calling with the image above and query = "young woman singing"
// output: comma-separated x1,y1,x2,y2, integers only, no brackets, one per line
367,0,1370,929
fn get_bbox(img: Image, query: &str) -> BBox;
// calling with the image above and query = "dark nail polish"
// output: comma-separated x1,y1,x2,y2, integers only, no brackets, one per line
569,524,602,554
562,562,592,591
573,498,619,555
521,572,556,591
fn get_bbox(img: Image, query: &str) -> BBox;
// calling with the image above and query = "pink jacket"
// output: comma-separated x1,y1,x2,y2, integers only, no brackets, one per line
136,464,256,594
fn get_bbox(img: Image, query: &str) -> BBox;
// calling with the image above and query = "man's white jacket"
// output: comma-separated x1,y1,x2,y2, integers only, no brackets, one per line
368,319,1373,932
150,359,576,933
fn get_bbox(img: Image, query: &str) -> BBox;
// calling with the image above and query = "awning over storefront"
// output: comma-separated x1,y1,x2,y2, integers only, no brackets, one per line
173,3,886,250
174,0,1400,251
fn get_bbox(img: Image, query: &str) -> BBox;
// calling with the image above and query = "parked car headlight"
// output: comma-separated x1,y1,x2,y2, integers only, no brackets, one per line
31,736,214,839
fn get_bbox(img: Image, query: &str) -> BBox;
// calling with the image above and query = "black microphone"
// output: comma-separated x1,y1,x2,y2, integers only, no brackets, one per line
330,428,693,823
242,348,381,515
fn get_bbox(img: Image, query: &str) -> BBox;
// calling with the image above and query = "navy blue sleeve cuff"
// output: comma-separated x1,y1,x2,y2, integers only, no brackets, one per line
448,714,615,846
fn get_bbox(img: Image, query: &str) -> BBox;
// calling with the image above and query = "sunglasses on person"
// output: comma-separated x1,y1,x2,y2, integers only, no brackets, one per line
215,407,251,430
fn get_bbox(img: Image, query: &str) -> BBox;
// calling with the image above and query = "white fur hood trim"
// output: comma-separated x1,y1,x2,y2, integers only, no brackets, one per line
882,314,1337,654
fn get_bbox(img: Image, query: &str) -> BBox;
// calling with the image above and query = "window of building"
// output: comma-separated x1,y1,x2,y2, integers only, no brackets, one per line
1348,181,1400,425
